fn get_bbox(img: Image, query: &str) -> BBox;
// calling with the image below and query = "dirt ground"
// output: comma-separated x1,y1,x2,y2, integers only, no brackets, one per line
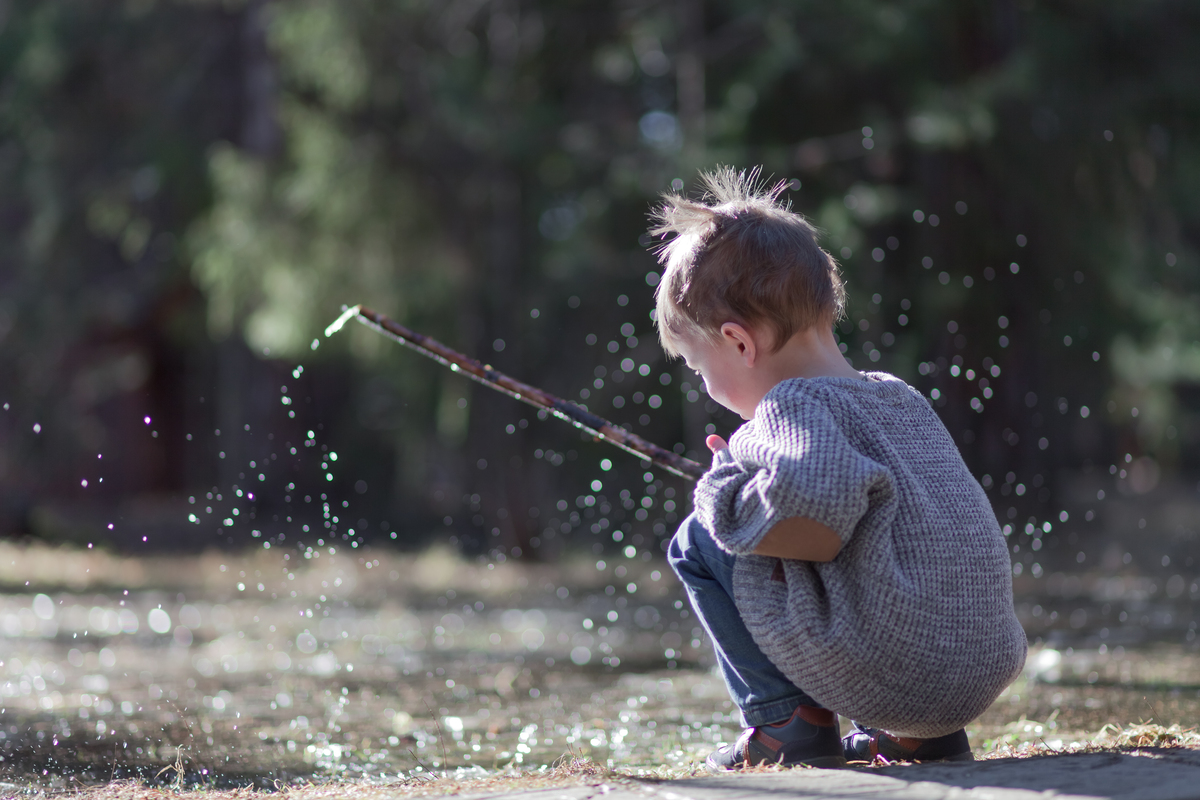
1,541,1198,795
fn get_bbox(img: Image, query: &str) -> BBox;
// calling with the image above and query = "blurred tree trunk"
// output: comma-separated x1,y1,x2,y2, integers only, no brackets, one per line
240,0,280,159
212,0,280,496
466,1,536,558
676,0,705,162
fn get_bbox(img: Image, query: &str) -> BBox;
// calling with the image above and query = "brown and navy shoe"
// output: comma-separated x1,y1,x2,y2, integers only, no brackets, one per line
842,723,973,764
705,705,847,773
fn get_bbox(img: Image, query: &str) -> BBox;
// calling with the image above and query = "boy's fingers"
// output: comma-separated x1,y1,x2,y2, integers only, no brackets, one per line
705,434,729,454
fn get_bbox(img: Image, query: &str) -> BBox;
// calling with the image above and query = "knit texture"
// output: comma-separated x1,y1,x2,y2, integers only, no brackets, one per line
694,373,1026,738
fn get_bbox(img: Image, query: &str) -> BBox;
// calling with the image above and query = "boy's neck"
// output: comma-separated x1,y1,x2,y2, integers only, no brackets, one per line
762,325,864,385
694,320,866,420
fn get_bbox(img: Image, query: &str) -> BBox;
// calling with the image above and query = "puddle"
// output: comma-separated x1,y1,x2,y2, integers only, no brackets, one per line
0,544,735,788
0,541,1198,789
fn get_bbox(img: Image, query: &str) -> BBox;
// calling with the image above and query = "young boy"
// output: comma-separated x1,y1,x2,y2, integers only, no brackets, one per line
652,168,1026,771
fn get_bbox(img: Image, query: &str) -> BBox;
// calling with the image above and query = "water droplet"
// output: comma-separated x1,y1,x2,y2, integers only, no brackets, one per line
144,416,151,424
147,608,171,634
80,479,88,487
32,423,41,433
32,594,54,620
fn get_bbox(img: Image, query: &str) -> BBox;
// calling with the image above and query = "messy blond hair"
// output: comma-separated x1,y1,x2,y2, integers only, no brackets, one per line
649,166,845,357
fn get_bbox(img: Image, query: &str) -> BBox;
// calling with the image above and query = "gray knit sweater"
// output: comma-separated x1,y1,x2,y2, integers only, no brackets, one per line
694,373,1026,738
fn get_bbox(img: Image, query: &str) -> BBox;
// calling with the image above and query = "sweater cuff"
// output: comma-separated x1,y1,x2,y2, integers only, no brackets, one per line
710,447,735,469
714,513,775,556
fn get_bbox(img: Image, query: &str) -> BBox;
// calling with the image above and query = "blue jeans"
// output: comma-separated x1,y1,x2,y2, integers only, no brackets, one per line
668,513,818,727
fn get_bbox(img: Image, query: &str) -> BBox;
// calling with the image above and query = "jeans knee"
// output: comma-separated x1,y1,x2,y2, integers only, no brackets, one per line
666,520,692,579
669,514,729,586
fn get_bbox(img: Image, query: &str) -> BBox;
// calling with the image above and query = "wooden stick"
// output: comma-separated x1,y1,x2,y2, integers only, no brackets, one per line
325,305,707,481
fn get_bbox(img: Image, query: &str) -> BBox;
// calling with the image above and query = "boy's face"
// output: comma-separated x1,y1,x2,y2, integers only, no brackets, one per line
675,331,759,420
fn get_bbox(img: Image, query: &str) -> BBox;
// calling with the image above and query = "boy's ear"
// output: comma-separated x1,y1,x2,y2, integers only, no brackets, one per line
720,322,758,365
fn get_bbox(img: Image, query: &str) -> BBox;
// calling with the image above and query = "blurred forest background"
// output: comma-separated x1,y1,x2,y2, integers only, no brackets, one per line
0,0,1197,566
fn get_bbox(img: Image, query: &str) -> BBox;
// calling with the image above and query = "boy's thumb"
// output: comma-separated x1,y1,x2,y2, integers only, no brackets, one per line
705,434,729,453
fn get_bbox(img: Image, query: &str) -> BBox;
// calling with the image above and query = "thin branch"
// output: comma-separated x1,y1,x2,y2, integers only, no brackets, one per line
327,305,706,481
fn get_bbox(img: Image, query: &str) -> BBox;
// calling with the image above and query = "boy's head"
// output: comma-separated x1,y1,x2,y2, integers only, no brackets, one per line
649,166,845,357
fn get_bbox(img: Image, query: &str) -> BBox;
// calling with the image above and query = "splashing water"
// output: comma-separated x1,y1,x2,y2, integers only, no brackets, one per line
2,265,1186,791
4,532,1200,789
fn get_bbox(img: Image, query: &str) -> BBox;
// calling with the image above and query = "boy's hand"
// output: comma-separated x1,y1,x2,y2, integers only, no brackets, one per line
703,430,842,562
705,434,729,455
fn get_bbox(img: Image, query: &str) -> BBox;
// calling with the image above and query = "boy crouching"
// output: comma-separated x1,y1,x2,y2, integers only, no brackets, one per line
652,168,1026,770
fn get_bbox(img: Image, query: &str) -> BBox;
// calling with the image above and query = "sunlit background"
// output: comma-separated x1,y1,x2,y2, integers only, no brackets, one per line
0,0,1198,789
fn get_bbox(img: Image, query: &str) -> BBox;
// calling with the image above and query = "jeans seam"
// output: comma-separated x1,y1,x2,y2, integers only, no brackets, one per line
742,695,816,726
672,514,819,723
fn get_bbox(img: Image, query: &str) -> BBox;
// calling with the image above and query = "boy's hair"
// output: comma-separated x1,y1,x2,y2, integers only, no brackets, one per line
649,166,845,357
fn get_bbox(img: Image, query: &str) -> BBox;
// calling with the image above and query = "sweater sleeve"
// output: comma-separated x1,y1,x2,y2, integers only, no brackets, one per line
693,387,892,556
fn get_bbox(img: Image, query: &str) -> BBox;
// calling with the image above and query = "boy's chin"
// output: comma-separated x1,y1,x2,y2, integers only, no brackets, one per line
712,397,751,420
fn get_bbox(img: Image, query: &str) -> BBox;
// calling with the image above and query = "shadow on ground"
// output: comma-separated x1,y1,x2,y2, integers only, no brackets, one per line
627,748,1200,800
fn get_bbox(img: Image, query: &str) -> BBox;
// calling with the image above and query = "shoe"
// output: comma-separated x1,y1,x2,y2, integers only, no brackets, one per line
705,705,847,773
842,723,973,763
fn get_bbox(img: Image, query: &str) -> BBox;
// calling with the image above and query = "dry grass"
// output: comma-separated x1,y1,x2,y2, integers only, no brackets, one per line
1094,722,1200,749
13,756,634,800
0,760,840,800
284,756,616,799
0,540,672,602
9,725,1200,800
972,721,1200,761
